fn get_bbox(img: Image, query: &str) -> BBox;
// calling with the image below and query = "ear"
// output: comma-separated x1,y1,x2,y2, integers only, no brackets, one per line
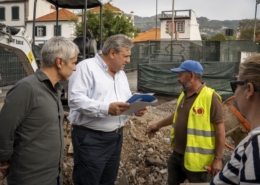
246,82,255,98
55,58,63,69
109,49,116,59
190,72,195,79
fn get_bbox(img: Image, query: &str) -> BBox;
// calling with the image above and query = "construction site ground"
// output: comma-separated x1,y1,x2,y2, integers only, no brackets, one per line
62,71,234,185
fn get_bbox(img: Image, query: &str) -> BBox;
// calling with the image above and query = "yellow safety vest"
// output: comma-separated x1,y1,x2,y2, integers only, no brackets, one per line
169,86,221,172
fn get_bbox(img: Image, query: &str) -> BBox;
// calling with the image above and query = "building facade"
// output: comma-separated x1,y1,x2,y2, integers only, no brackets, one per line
26,8,77,45
160,9,201,40
0,0,55,28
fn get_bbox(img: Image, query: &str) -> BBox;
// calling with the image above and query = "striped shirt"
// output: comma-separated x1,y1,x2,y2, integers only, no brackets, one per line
211,127,260,185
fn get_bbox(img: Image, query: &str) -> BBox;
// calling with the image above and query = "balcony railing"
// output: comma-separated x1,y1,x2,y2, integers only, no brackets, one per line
161,10,191,19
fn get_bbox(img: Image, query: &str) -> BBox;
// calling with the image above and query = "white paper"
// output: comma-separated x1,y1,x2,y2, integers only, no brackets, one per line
122,94,157,115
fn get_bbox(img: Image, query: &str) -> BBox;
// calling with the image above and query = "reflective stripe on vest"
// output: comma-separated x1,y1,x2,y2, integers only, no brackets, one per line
187,128,215,137
185,146,215,154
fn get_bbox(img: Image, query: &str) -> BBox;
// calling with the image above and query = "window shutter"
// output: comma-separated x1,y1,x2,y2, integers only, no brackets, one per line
43,26,46,36
11,7,14,19
54,25,61,36
12,7,19,20
0,8,5,20
58,25,61,36
35,26,38,36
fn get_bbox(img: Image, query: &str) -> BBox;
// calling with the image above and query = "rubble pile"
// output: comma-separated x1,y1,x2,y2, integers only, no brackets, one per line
117,117,173,185
62,95,234,185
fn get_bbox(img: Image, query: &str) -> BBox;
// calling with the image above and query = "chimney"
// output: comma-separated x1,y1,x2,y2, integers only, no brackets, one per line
50,5,56,12
130,11,134,26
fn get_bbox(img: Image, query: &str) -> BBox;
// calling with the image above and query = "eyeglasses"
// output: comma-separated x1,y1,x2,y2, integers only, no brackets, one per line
230,81,257,93
230,81,246,92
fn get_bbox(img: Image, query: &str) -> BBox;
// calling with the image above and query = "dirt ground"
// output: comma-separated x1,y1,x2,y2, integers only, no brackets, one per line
62,94,235,185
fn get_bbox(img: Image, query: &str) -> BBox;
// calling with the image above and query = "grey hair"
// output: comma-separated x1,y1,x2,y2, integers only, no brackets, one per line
194,73,202,81
102,34,133,55
41,36,79,68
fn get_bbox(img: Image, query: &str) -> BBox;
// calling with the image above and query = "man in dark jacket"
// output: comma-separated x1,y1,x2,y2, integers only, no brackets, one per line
0,36,79,185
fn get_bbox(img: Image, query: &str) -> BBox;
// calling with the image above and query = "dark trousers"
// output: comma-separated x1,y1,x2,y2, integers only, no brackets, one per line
72,125,123,185
167,151,208,185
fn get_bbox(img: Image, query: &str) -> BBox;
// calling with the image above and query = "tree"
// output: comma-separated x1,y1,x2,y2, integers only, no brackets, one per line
71,7,139,44
209,33,227,41
201,34,208,41
238,19,260,42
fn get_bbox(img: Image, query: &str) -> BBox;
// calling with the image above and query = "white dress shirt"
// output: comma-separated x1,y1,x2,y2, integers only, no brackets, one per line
67,54,132,132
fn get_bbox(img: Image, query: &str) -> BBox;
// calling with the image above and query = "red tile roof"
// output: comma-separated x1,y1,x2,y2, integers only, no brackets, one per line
132,28,161,42
90,2,123,13
36,8,78,21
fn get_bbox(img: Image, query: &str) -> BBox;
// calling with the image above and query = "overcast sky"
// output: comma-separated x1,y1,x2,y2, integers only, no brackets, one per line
100,0,260,20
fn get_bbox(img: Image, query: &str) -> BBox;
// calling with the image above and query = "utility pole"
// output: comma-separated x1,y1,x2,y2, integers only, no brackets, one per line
155,0,158,40
170,0,175,62
171,0,175,41
253,0,260,42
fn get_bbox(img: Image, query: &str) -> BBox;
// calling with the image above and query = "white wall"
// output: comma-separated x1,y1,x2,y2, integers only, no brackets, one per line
0,0,55,27
26,20,76,45
160,19,191,40
189,11,201,40
160,10,201,41
28,0,54,20
160,21,170,40
0,2,25,27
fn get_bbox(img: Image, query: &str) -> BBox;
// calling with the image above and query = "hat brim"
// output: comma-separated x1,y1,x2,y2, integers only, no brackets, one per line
170,68,186,73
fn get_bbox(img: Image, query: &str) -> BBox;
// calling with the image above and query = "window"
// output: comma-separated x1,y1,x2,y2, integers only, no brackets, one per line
35,26,46,37
12,6,19,20
0,7,5,20
54,25,61,36
176,22,184,33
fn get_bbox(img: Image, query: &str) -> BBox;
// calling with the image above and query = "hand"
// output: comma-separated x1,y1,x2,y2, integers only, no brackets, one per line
210,158,222,177
145,123,160,139
135,107,148,117
0,161,10,180
108,102,130,116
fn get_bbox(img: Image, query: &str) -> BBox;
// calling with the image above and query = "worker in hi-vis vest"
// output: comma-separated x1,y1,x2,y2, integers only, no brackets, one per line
146,60,225,185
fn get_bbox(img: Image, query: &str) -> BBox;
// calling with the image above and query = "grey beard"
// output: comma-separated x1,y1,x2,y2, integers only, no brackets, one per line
181,82,192,91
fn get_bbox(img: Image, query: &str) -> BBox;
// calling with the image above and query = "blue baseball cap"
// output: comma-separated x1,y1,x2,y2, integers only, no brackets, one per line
171,60,203,75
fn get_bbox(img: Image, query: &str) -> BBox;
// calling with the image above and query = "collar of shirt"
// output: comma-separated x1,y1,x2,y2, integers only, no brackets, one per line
184,83,205,98
95,54,109,72
35,69,63,91
195,83,205,94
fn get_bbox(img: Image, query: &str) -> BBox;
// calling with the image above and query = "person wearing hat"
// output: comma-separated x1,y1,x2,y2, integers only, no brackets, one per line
146,60,225,185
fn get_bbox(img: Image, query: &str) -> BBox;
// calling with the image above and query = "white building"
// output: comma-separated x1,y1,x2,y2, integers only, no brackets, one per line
27,0,55,21
26,8,77,45
0,0,76,45
0,0,55,28
160,9,201,40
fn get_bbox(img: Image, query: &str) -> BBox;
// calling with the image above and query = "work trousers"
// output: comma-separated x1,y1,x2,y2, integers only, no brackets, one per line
72,125,123,185
167,151,208,185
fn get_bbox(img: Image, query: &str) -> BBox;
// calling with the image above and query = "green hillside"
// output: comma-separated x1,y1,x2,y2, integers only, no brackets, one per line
126,14,241,37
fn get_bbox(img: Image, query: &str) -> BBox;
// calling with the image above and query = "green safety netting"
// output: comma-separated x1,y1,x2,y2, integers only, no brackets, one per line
137,62,238,100
125,40,259,100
